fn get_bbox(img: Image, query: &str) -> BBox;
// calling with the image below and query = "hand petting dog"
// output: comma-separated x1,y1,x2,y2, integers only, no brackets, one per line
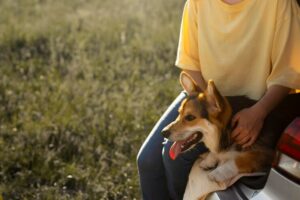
231,104,267,148
163,72,275,200
231,85,290,148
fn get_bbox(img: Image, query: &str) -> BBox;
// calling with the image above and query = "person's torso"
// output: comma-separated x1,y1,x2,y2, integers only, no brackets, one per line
195,0,279,100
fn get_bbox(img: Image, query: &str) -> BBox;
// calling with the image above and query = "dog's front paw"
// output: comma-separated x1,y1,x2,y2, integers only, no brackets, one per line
208,160,238,183
199,153,218,171
200,160,218,171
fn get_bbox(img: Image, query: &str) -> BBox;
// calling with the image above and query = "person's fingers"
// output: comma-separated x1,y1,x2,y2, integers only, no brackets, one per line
231,126,242,139
231,113,240,127
237,134,251,146
234,130,248,143
242,134,257,148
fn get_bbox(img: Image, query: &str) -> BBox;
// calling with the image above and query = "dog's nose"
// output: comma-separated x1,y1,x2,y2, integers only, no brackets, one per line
161,130,171,138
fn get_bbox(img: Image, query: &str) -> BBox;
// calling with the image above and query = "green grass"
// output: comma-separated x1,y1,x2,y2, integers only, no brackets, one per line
0,0,184,199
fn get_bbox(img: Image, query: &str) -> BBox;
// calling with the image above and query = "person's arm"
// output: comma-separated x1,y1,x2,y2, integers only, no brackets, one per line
253,85,291,115
176,0,205,88
231,85,291,148
232,0,300,148
182,69,207,91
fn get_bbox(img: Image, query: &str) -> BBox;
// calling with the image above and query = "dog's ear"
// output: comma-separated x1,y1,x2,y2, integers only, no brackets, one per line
205,80,224,116
180,72,198,95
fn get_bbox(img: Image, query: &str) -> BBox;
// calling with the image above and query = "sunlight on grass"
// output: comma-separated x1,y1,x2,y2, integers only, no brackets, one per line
0,0,184,199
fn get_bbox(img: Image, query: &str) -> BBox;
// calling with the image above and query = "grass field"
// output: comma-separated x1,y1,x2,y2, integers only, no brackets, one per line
0,0,184,199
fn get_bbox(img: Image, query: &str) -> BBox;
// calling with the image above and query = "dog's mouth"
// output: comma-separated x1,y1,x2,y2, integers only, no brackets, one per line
169,131,203,160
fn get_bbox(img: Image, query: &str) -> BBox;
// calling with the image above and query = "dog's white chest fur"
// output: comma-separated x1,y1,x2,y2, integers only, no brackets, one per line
184,159,227,200
183,151,240,200
183,150,267,200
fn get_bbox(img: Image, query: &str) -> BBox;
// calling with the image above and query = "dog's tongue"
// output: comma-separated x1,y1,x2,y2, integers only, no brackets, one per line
169,141,184,160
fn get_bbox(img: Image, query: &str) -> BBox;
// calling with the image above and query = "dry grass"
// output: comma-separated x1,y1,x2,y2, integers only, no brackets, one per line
0,0,184,199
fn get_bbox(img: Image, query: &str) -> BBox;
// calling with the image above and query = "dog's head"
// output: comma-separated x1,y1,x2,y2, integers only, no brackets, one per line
162,72,232,159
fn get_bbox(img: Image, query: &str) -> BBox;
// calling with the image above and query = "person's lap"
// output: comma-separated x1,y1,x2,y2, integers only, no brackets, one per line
137,92,300,200
137,92,208,200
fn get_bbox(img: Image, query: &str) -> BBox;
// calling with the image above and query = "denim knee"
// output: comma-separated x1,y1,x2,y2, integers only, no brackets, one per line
137,152,154,173
137,144,164,174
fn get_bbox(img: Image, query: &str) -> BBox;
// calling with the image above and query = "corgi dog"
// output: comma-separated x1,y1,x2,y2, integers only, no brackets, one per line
162,72,274,200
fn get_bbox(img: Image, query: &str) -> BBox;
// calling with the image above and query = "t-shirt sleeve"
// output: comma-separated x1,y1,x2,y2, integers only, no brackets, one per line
175,0,201,71
267,0,300,89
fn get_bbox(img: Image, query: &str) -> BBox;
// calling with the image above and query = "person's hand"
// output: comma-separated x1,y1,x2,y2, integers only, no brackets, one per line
231,104,267,148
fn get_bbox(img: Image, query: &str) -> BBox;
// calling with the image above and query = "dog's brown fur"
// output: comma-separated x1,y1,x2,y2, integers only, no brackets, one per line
163,72,274,199
235,150,273,174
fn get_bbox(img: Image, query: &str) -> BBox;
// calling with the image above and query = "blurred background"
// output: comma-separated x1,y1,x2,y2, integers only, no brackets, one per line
0,0,184,199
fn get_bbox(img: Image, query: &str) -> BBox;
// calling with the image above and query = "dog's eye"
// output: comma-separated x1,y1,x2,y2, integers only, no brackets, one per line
185,115,196,121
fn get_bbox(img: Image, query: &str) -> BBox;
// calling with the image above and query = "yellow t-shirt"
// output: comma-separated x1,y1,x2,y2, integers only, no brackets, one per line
176,0,300,100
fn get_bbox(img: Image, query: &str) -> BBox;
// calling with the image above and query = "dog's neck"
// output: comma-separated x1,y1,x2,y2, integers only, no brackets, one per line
219,122,234,151
218,98,234,151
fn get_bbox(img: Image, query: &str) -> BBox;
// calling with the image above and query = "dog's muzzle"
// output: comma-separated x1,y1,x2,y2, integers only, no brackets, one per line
161,130,171,138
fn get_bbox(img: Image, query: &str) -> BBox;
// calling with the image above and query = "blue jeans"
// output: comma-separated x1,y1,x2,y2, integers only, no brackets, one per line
136,91,300,200
136,92,207,200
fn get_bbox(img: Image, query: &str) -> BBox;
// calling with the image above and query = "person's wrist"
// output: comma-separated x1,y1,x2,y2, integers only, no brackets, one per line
251,102,268,119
